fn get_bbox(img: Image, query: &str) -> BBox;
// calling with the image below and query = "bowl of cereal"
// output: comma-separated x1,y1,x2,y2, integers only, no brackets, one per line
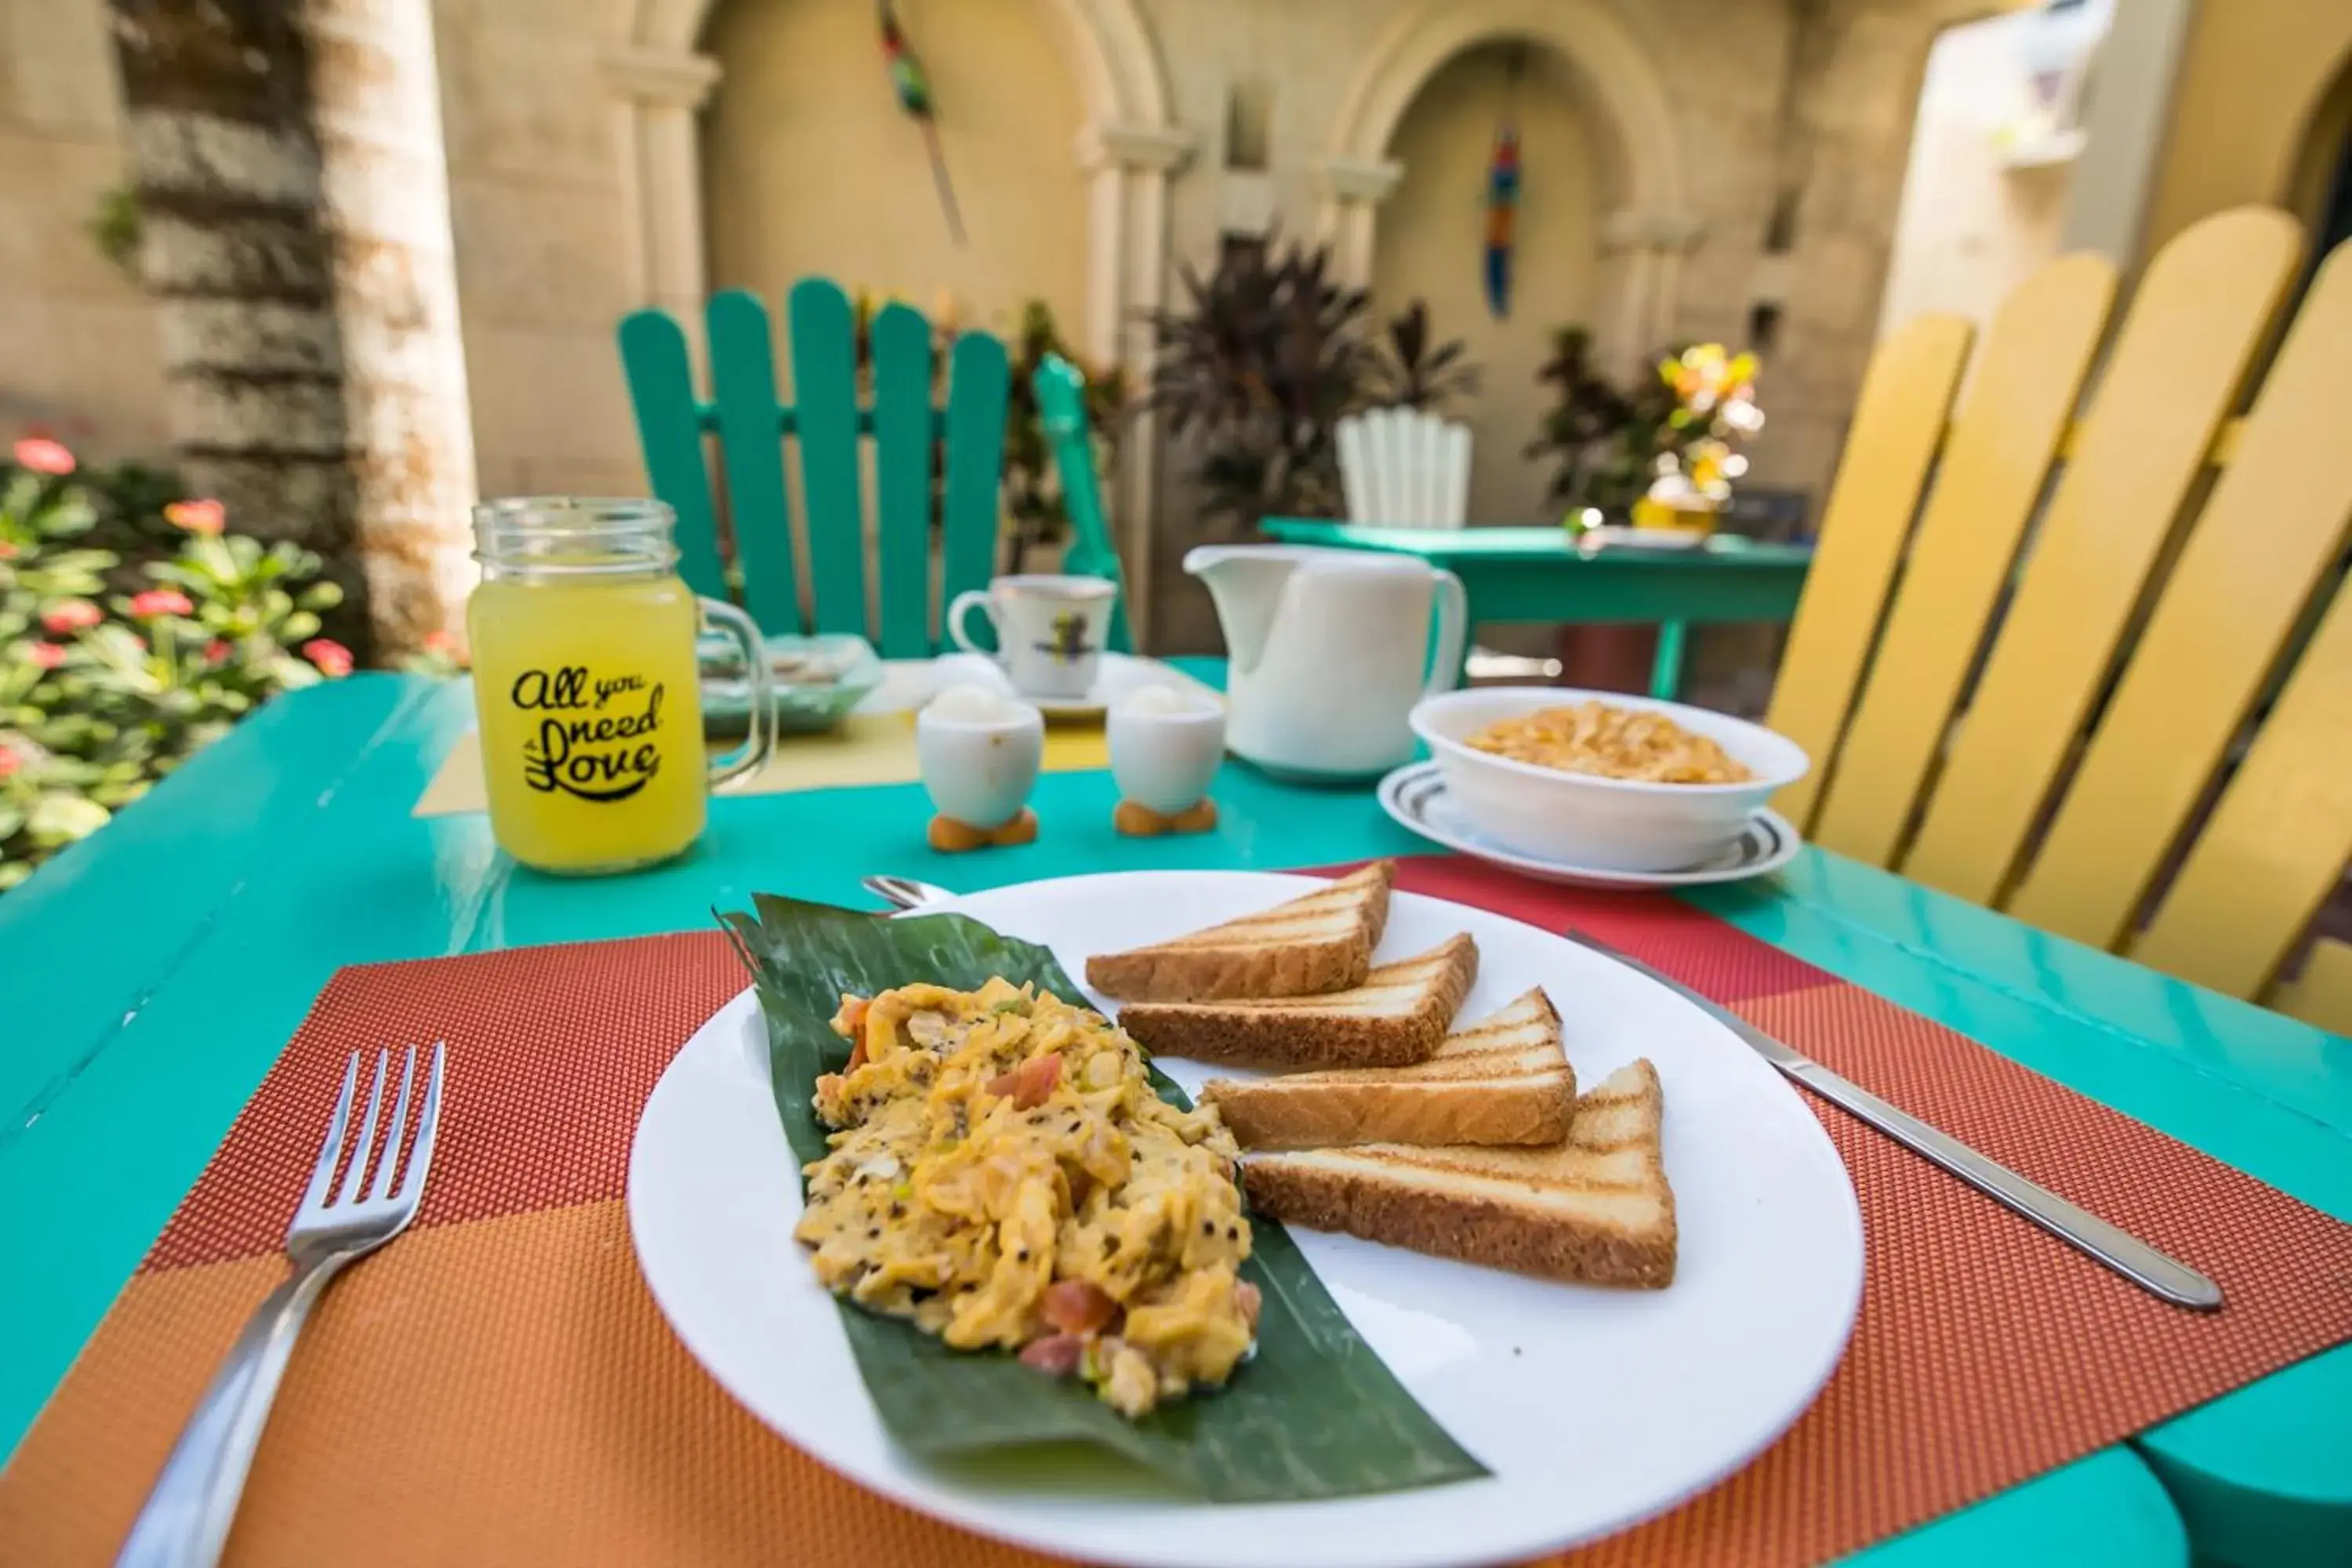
1409,687,1809,873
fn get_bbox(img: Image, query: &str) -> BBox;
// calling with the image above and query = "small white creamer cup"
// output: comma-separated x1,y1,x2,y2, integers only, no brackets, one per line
916,684,1044,829
1107,684,1225,815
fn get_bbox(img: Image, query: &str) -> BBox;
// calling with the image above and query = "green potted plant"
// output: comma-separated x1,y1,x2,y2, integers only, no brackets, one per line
1142,234,1476,534
1526,330,1765,528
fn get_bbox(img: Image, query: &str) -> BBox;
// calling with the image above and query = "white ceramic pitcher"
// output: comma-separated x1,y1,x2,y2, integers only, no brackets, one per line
1185,544,1466,782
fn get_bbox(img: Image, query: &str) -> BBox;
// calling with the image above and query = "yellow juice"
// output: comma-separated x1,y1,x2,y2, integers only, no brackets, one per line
467,571,711,873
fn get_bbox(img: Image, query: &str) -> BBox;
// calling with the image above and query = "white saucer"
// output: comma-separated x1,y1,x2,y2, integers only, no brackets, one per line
1377,760,1802,888
1580,524,1709,550
927,651,1221,718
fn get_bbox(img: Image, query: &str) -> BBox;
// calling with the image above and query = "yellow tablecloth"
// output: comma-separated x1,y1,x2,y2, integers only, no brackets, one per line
414,711,1107,817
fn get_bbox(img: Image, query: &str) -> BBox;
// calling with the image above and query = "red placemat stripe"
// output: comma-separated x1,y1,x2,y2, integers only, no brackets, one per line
144,931,746,1272
1378,858,1842,1004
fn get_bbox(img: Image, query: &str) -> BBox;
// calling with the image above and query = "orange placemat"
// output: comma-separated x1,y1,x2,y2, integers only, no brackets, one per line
6,857,2352,1567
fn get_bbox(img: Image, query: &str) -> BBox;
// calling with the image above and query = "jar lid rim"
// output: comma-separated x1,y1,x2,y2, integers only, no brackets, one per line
472,495,681,574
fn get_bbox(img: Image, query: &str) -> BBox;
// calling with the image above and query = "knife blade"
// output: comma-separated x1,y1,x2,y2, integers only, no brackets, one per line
1563,930,2223,1312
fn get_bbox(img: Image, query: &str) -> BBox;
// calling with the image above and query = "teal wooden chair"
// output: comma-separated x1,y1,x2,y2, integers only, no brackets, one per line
1033,353,1134,653
615,278,1011,656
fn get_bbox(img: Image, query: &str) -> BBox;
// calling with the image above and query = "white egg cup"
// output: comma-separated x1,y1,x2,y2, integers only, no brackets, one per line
916,697,1044,851
1108,694,1225,836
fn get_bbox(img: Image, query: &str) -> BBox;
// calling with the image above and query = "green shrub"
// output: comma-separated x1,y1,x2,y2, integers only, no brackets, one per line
1,436,347,891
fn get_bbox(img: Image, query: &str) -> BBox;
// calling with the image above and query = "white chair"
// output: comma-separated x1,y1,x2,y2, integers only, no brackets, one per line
1337,408,1472,528
1334,407,1533,681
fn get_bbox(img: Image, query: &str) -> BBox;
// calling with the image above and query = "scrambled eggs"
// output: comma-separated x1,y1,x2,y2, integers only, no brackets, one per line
800,977,1260,1417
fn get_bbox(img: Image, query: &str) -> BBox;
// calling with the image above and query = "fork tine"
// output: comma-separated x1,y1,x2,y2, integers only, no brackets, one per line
367,1046,419,1203
299,1054,361,1214
394,1041,446,1206
336,1050,391,1206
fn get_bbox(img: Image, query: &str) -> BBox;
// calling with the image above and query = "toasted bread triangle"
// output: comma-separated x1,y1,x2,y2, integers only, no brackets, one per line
1116,934,1476,1070
1243,1060,1676,1287
1201,989,1573,1149
1085,862,1394,1001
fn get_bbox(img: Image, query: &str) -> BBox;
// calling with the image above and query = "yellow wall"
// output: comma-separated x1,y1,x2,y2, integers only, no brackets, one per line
1370,44,1599,527
2142,0,2352,250
1875,12,2074,337
699,0,1087,350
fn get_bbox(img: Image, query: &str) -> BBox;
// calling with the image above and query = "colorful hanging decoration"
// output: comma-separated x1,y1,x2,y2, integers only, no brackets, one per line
1483,124,1519,318
1482,54,1526,318
877,2,967,246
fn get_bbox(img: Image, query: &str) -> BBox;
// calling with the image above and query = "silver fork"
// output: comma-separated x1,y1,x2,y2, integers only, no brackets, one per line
863,873,955,911
116,1044,447,1568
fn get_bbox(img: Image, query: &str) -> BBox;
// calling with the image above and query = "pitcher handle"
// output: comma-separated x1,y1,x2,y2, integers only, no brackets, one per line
1424,568,1468,695
700,597,775,789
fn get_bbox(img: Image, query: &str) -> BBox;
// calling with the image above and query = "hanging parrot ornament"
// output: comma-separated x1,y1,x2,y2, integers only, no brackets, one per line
1483,119,1520,319
877,1,967,245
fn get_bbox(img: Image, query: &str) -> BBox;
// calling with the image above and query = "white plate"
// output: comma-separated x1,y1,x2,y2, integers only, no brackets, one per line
1380,760,1803,889
926,651,1221,718
627,873,1862,1568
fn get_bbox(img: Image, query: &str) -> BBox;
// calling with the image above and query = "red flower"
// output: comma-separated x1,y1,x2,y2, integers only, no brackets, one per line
164,498,227,535
27,641,66,670
42,599,102,633
0,541,16,560
0,746,17,779
205,639,231,664
12,437,74,476
303,637,354,677
129,588,195,619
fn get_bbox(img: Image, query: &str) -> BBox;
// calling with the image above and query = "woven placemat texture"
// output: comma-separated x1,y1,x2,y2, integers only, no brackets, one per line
4,858,2350,1566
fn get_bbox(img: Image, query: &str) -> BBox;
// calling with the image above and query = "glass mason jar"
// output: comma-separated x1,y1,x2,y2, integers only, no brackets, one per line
466,497,774,875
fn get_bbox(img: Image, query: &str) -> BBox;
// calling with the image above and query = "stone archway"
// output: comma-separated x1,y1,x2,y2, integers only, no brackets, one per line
1319,0,1699,370
597,0,1189,630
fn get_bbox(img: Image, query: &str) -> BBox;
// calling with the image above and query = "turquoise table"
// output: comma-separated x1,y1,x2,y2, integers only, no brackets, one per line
1258,521,1814,699
9,667,2352,1566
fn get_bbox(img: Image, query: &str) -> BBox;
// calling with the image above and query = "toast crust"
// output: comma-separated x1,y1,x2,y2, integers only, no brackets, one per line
1203,989,1572,1149
1118,934,1477,1069
1243,1061,1675,1288
1083,862,1394,1001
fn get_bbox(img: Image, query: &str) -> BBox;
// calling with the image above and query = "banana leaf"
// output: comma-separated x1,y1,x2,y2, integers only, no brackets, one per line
720,891,1487,1503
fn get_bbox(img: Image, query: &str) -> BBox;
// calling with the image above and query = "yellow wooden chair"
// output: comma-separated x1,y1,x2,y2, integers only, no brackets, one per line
1766,206,2352,1035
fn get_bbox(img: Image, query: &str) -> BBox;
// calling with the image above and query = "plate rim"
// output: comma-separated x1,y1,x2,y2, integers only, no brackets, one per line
1377,760,1800,888
627,869,1862,1568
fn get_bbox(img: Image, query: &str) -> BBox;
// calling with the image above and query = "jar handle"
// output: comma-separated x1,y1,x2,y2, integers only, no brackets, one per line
699,597,775,789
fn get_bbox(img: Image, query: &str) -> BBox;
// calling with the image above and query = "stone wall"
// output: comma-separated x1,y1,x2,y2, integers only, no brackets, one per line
1134,0,1980,652
1370,42,1601,532
2,0,1983,662
0,0,166,457
431,0,642,501
1730,0,1998,514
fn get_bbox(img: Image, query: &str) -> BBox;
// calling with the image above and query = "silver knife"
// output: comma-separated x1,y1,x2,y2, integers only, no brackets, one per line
1563,930,2224,1312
